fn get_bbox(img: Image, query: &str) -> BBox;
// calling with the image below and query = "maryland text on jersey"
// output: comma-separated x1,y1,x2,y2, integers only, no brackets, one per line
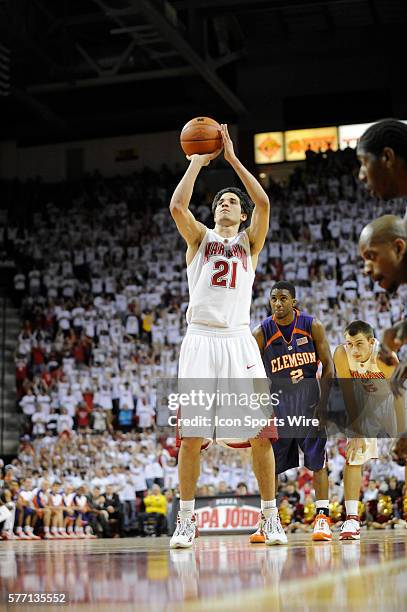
270,351,317,373
349,370,385,379
203,240,248,271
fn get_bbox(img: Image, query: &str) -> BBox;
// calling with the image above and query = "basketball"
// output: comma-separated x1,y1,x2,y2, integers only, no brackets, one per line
180,116,222,156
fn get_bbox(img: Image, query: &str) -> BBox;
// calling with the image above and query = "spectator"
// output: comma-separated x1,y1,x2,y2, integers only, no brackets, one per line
103,484,124,538
138,484,167,537
119,468,137,531
236,482,249,495
363,480,378,503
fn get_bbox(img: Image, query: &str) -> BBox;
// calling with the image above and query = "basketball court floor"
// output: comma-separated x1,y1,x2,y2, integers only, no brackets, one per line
1,531,406,611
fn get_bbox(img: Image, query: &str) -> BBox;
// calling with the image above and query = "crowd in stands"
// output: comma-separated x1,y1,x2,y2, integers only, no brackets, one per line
0,435,405,539
0,148,406,538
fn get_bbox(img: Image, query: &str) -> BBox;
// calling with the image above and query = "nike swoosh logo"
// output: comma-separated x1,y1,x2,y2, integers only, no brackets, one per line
246,364,256,369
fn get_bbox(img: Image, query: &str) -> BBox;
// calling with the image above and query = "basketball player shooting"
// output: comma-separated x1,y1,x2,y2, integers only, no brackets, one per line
169,124,283,548
250,281,335,543
333,320,405,540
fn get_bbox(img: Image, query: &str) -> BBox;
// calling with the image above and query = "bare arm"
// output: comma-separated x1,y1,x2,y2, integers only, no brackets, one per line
333,344,351,379
169,156,208,247
377,356,406,433
312,319,334,378
252,324,265,354
333,344,364,438
169,150,222,263
379,320,407,365
311,319,334,426
221,125,270,256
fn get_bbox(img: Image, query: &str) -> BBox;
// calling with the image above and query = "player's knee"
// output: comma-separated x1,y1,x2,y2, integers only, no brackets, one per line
249,437,271,451
180,437,204,453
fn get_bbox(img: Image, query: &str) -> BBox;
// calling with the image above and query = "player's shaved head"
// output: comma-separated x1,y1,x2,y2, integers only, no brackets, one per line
359,215,407,246
359,215,407,293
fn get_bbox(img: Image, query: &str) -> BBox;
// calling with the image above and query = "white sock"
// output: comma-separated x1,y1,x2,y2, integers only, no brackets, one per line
345,500,359,517
16,526,22,533
261,499,276,518
44,526,49,533
180,500,195,518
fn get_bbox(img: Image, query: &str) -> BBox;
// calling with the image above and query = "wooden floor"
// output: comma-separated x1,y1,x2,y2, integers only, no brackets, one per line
1,529,407,611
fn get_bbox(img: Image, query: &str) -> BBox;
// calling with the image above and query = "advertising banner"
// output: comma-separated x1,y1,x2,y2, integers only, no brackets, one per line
285,126,338,161
339,120,407,149
171,495,261,533
338,122,374,149
254,132,284,164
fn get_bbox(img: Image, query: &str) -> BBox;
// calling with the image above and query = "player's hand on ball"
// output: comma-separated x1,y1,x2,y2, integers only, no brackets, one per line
220,124,237,163
186,148,223,166
346,437,366,463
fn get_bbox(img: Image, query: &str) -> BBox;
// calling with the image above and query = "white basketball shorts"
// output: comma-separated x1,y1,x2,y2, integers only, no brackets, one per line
346,438,378,465
176,324,277,448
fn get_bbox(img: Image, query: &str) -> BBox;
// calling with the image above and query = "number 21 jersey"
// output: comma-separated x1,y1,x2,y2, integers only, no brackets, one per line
186,228,254,328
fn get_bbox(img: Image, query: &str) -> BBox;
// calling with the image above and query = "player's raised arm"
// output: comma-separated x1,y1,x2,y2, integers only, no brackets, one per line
169,151,221,249
220,124,270,255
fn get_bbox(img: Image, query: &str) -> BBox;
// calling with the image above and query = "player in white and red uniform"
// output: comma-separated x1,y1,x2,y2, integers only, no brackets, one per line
334,320,404,540
169,124,282,548
49,482,69,538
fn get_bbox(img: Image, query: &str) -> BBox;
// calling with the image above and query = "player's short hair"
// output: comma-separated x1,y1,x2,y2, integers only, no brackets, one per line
211,187,254,230
358,118,407,163
344,320,374,339
270,281,296,299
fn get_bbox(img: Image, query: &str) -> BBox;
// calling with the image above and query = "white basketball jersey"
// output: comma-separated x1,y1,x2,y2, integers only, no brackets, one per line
344,339,384,380
343,339,394,434
186,229,254,328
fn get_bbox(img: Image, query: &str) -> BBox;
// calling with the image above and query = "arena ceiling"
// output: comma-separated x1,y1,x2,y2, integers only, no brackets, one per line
1,0,407,144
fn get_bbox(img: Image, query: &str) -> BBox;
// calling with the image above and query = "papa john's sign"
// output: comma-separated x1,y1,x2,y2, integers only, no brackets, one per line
172,495,261,533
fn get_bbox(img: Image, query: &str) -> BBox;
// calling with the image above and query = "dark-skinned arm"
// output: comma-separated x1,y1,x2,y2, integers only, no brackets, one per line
312,319,334,425
252,324,265,355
